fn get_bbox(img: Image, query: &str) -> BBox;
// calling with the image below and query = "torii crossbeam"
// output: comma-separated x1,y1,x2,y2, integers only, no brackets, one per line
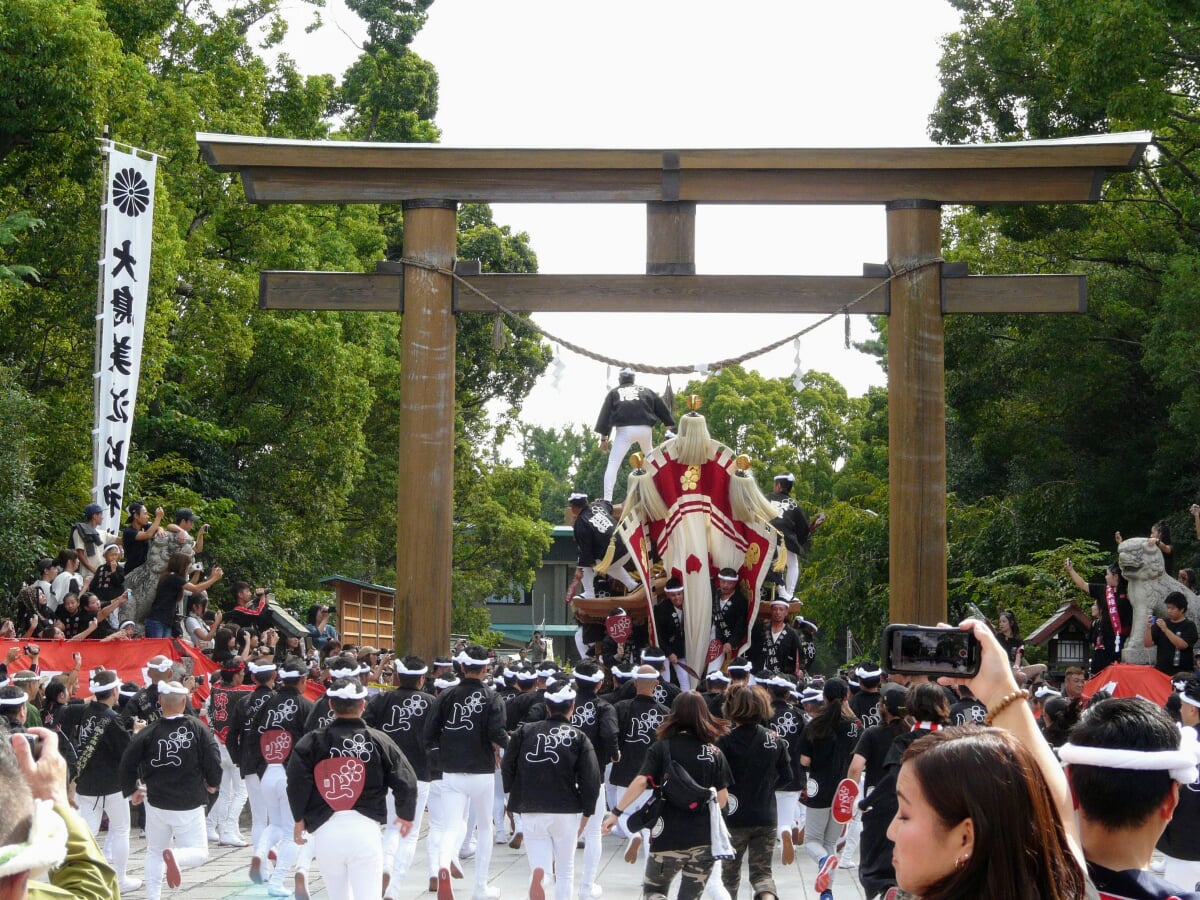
199,131,1150,664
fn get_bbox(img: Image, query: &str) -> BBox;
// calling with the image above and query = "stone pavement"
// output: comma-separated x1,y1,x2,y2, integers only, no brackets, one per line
119,825,871,899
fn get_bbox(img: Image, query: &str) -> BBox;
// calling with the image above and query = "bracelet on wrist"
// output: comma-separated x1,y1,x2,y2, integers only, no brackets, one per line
984,688,1030,725
612,807,624,816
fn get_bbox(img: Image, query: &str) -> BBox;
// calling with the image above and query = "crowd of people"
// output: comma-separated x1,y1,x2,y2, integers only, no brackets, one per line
6,488,1200,900
2,613,1200,900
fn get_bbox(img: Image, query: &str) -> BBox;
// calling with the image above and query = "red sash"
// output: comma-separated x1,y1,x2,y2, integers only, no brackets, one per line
1106,585,1123,652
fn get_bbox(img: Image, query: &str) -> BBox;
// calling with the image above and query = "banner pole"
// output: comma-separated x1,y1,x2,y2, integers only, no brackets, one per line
93,127,112,510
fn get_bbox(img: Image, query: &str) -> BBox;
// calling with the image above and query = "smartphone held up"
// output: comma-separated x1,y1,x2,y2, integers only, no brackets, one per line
881,624,982,678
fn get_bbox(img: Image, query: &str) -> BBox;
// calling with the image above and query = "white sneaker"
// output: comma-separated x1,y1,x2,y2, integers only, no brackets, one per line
471,887,501,900
220,832,250,847
119,878,143,893
460,843,477,859
494,831,510,844
207,828,220,842
579,884,603,900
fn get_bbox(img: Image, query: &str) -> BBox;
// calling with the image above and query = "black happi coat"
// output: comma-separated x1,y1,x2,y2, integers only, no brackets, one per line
119,714,221,810
243,684,313,778
424,677,509,775
227,683,275,776
287,716,417,833
365,686,434,782
72,701,131,797
610,694,669,787
502,715,602,814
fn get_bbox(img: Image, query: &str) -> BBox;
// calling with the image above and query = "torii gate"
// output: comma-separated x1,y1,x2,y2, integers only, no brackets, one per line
199,130,1150,664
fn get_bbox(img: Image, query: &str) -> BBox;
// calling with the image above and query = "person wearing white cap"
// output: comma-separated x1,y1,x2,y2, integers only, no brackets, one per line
1154,677,1200,890
118,680,222,900
569,663,619,900
225,657,278,850
365,655,438,899
119,655,175,730
425,643,509,900
565,494,640,601
1062,695,1200,899
765,474,816,602
287,677,418,900
69,669,140,893
748,598,804,676
593,368,674,502
245,659,313,896
608,665,670,859
205,659,251,848
502,683,601,900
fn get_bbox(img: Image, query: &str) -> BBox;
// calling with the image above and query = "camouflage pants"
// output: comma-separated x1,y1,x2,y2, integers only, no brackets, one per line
642,845,715,900
721,825,777,898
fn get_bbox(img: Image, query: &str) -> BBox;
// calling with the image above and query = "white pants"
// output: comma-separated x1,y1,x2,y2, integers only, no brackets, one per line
77,791,131,883
441,772,496,889
776,790,801,838
144,802,208,900
426,779,450,879
671,662,693,692
579,785,605,894
781,551,799,600
579,562,637,599
245,772,268,847
385,779,431,891
207,742,247,839
612,784,651,863
494,762,509,836
256,763,300,890
1165,856,1200,893
314,809,384,899
603,425,653,501
523,812,581,900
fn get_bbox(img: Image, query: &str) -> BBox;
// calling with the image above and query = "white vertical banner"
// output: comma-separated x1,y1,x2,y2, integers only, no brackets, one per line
94,144,156,534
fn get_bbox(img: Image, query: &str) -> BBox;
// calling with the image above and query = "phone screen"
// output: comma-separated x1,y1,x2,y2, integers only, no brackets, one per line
883,625,981,677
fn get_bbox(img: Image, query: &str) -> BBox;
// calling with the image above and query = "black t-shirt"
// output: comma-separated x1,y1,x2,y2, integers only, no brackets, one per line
798,714,861,808
55,605,95,639
638,733,731,852
1157,725,1200,863
852,719,905,792
999,635,1024,665
1152,617,1199,675
1087,582,1133,645
91,565,125,605
150,573,186,625
949,698,988,726
122,525,150,572
850,691,882,729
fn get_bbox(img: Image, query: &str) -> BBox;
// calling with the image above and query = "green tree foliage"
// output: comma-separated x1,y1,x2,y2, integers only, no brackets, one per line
930,0,1200,574
0,0,551,637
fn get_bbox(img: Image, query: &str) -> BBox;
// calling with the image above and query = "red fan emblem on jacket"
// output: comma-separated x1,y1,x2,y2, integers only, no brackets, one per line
261,729,293,764
315,757,366,811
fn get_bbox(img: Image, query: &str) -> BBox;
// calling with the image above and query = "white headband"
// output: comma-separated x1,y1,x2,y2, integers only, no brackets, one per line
1059,726,1200,784
326,682,368,700
328,665,360,679
395,662,428,677
1034,685,1060,699
717,573,739,582
632,671,660,681
157,681,189,696
848,679,861,689
613,669,634,680
119,686,138,698
89,677,119,695
0,800,67,879
146,658,173,673
247,661,277,675
434,676,460,690
515,670,537,681
707,671,730,684
763,675,792,689
568,492,588,502
727,662,752,673
455,651,488,667
770,598,791,607
641,652,666,663
1182,693,1200,710
801,690,823,703
0,695,27,707
573,670,604,684
855,666,882,680
545,685,576,703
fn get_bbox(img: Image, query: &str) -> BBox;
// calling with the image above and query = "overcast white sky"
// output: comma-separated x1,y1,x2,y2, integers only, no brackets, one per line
278,0,964,447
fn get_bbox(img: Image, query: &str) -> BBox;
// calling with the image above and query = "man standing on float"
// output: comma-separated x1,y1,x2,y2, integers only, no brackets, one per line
594,368,674,502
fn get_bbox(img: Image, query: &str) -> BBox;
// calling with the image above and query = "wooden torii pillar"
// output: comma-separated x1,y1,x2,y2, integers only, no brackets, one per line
199,131,1150,662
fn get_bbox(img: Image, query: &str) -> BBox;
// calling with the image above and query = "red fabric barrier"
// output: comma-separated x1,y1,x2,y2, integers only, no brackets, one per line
2,639,327,709
1083,662,1173,706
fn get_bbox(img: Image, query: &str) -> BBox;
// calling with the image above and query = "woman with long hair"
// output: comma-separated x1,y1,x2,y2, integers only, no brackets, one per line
798,677,860,897
886,619,1087,900
718,684,791,900
996,609,1046,686
602,691,731,900
145,552,222,639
